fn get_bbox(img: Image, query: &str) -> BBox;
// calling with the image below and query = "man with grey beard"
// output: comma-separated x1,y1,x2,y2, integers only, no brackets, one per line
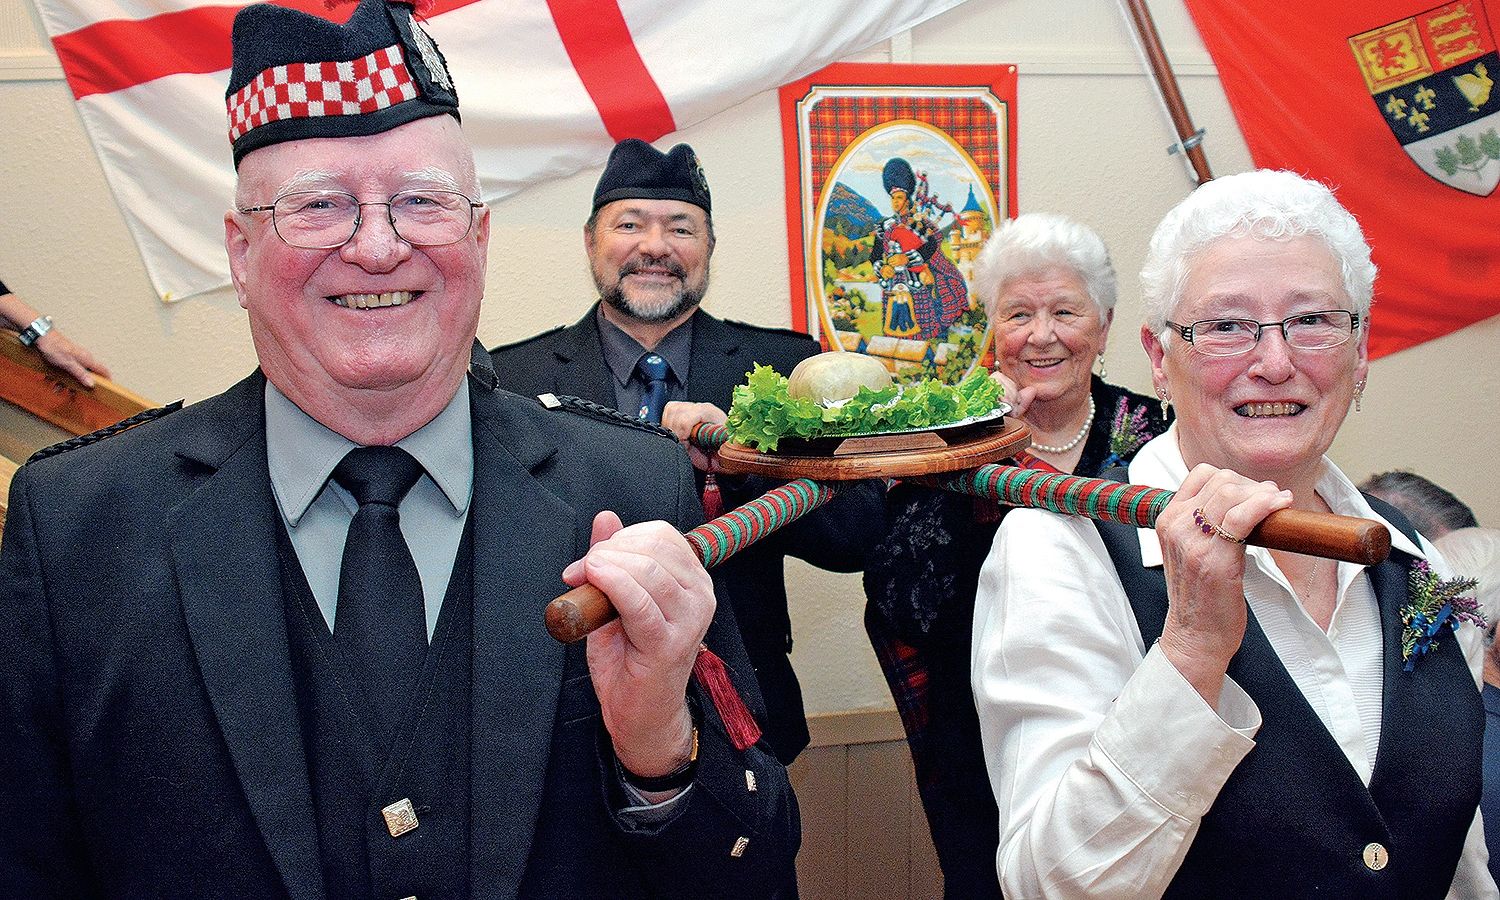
492,139,885,764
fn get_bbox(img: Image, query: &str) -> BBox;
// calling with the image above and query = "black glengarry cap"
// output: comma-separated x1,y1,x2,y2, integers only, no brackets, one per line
592,139,711,215
225,0,459,168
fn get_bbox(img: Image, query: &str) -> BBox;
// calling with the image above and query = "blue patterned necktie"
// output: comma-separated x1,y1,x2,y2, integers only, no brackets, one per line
636,353,670,424
331,445,427,745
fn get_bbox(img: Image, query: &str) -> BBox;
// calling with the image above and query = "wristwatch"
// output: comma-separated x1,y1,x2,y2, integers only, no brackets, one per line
620,724,700,792
617,695,702,793
18,315,53,347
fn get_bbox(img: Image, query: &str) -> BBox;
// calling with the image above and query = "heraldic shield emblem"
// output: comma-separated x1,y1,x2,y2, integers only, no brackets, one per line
1351,1,1500,195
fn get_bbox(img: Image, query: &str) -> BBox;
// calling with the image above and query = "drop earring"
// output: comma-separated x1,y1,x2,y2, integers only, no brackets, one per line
1094,352,1107,381
1156,386,1171,419
1354,378,1366,413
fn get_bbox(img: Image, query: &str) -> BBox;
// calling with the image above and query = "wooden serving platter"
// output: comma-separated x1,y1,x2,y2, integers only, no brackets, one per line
716,417,1031,481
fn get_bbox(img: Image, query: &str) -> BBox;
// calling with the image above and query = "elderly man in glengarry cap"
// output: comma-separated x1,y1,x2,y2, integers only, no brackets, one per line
0,1,798,897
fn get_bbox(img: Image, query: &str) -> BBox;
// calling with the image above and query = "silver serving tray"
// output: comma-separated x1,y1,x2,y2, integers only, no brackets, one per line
834,403,1011,439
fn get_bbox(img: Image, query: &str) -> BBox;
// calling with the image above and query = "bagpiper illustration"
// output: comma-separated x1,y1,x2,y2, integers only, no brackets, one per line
869,157,969,341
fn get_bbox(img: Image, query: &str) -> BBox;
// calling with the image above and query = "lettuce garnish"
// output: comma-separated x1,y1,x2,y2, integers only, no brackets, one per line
726,365,1003,452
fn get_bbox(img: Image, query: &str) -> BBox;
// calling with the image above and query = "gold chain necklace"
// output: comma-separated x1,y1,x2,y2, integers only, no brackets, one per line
1291,557,1329,603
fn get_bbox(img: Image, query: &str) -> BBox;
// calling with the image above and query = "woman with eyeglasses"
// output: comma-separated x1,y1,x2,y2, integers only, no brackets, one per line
970,170,1496,899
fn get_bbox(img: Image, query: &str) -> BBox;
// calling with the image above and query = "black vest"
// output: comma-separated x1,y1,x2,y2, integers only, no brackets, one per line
277,520,474,900
1095,494,1482,899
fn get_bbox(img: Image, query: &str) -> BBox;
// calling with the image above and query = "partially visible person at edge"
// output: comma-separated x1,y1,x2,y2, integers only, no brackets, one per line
491,138,885,765
862,212,1168,898
1361,469,1479,541
1438,527,1500,890
0,278,111,386
972,169,1496,898
0,1,798,896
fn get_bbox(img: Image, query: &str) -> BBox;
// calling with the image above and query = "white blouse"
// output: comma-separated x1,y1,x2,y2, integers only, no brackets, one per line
970,426,1494,900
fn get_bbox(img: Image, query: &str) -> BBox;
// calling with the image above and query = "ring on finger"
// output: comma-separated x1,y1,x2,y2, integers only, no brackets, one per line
1193,507,1246,544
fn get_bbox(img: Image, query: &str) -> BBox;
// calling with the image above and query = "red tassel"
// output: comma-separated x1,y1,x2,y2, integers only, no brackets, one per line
692,645,762,751
701,472,724,520
972,498,1002,524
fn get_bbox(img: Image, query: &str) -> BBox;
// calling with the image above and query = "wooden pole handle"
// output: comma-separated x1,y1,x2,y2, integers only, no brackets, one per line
545,445,1393,641
545,583,615,644
546,504,1393,642
1245,508,1390,566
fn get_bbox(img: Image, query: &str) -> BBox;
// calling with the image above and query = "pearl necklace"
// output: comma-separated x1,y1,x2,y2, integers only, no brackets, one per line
1030,395,1096,454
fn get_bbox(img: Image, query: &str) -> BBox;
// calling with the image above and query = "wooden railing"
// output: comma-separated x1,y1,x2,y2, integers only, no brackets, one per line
0,329,154,436
0,328,154,536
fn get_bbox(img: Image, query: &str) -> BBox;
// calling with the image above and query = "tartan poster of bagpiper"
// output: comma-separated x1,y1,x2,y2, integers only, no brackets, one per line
779,63,1019,385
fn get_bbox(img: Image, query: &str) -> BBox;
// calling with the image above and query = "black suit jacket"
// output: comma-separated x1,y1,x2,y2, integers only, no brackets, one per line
491,307,886,762
0,353,797,899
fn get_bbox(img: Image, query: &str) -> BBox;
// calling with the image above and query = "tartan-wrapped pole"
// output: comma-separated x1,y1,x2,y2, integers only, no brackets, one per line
544,475,841,643
686,477,840,567
928,465,1168,527
693,421,733,451
546,422,1390,643
921,464,1390,565
699,422,1385,563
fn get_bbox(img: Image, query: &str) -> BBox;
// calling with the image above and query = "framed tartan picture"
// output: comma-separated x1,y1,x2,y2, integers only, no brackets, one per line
778,63,1018,383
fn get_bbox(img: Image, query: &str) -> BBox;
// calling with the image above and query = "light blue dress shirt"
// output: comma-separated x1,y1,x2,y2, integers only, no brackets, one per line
263,380,473,639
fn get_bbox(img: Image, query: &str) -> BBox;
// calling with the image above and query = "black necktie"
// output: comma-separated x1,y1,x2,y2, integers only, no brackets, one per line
636,353,669,424
331,445,427,744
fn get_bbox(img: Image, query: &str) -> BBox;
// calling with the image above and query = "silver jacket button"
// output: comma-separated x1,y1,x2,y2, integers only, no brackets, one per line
1362,842,1389,871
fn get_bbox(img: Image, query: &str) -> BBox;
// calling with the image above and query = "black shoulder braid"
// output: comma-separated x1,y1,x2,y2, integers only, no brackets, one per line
27,400,185,464
536,393,677,441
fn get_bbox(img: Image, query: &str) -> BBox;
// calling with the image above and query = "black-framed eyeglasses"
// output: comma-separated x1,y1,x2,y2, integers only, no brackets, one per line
1165,309,1361,357
238,189,484,249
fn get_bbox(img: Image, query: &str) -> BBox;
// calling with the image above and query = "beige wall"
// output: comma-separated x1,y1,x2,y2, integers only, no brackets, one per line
2,0,1495,715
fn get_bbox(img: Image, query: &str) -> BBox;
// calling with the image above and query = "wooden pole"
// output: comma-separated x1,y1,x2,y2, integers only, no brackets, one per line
1120,0,1213,184
546,424,1392,643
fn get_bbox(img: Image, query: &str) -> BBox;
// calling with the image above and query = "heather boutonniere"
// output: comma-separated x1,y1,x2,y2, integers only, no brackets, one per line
1400,560,1484,672
1100,397,1154,470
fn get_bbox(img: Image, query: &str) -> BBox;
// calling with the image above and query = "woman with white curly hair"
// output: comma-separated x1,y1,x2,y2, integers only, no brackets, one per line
971,170,1496,898
864,212,1168,899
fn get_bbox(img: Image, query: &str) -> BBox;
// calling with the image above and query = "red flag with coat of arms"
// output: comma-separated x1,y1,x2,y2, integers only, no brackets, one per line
1183,0,1500,359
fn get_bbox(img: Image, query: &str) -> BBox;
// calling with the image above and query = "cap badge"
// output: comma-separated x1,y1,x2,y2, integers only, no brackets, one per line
689,151,711,203
406,18,452,91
